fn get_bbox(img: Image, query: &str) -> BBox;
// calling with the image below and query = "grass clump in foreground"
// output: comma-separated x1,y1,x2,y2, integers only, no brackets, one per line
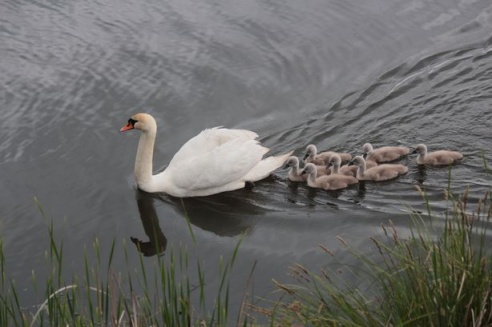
0,209,249,326
264,188,492,326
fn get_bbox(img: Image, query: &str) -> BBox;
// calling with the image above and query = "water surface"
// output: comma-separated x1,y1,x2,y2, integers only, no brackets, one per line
1,0,491,320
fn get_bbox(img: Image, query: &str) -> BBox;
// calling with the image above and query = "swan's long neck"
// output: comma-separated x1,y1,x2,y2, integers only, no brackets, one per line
135,127,156,186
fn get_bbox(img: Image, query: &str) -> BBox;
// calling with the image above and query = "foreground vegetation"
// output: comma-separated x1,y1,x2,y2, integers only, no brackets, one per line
1,186,492,326
264,188,492,326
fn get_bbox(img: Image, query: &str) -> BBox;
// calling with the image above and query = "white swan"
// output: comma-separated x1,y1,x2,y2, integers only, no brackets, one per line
412,144,463,165
120,113,293,197
303,144,352,165
350,156,408,181
301,163,358,191
284,156,330,182
328,154,378,177
362,143,410,163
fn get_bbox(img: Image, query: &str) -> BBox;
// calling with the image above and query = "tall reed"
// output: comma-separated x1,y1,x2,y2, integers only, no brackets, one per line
0,200,247,326
264,188,492,326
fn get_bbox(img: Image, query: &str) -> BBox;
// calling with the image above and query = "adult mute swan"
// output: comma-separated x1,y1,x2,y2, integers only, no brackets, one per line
412,144,463,165
120,113,293,197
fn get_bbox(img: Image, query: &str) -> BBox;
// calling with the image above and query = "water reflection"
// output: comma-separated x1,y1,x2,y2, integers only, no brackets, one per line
165,189,261,237
415,165,428,185
130,191,167,257
351,181,367,204
131,188,264,256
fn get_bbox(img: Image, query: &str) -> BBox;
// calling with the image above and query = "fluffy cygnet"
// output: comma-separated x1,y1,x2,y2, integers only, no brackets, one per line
412,144,463,165
349,156,408,181
363,143,410,163
301,163,358,190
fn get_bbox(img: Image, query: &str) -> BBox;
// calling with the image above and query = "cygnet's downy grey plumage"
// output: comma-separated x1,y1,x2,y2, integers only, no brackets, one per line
301,163,358,191
328,154,358,177
303,144,352,165
363,143,410,163
349,156,408,181
412,144,463,166
328,154,378,177
284,156,330,182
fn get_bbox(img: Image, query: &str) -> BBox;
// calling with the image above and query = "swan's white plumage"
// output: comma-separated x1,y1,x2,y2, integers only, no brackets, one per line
121,113,292,197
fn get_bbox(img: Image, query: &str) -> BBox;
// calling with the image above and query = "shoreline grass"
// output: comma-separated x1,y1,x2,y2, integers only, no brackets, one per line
2,186,492,326
263,188,492,326
1,200,249,327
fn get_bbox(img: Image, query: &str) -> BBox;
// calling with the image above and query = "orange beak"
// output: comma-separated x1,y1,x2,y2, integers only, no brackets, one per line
120,122,134,132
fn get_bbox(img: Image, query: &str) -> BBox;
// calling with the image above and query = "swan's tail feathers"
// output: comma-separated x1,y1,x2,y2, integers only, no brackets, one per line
244,150,294,182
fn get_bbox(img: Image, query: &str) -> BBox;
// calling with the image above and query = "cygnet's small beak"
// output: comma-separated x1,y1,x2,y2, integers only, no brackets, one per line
300,170,307,176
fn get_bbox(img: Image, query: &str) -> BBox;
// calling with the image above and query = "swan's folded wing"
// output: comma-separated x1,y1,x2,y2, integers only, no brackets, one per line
167,138,267,191
169,127,258,166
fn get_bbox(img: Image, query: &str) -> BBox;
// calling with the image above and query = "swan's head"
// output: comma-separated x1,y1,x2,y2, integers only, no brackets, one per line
300,163,317,176
328,154,341,168
303,144,317,160
348,156,365,166
412,144,427,155
284,156,300,169
120,113,157,133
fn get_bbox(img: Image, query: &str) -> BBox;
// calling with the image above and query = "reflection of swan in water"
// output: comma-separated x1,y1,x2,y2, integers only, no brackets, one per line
131,186,265,256
164,188,263,237
131,190,167,257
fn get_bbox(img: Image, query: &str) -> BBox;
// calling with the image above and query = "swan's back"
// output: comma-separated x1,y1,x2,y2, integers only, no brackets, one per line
160,128,292,196
169,127,259,166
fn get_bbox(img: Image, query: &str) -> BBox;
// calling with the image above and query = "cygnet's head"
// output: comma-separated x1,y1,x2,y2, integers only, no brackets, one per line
412,144,427,155
348,155,365,166
300,163,317,176
284,156,300,169
328,154,341,167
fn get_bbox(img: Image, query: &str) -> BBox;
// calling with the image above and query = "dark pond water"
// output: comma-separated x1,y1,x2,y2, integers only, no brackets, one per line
1,0,492,321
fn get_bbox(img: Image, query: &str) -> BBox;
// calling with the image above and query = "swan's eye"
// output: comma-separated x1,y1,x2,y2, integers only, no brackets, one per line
128,118,138,127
